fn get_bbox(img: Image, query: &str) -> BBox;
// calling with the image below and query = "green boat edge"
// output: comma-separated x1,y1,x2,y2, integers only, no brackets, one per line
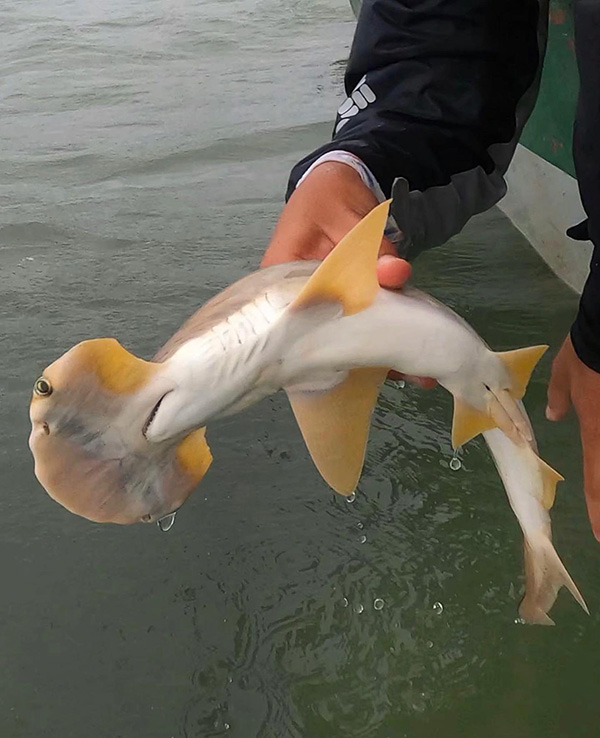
500,0,590,293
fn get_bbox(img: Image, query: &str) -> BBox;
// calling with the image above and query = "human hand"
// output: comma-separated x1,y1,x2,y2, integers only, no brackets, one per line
262,162,435,388
546,334,600,540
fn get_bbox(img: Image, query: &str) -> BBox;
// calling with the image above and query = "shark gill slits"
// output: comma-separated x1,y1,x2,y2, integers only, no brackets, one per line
34,377,53,397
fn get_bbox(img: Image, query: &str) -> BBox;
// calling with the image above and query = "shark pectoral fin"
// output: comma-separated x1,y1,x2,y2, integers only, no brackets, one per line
497,345,548,399
537,456,564,510
451,399,497,449
176,427,213,483
290,200,391,316
286,368,388,495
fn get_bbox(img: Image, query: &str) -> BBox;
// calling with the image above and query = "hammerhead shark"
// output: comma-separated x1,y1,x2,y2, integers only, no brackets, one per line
29,201,587,624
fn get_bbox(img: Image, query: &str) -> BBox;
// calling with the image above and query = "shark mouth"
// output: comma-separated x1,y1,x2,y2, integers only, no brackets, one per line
142,392,168,439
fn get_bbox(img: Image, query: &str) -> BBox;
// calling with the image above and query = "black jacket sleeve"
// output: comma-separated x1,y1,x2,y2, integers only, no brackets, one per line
570,0,600,372
287,0,541,200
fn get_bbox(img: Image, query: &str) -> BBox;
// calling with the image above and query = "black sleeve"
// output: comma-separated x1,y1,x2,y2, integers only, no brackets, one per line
287,0,541,202
569,0,600,373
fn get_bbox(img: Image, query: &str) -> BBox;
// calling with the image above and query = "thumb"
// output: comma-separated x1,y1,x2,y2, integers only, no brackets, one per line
545,354,571,421
376,253,412,289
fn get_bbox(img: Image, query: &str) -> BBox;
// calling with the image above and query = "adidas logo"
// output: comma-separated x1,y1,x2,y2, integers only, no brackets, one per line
335,75,376,134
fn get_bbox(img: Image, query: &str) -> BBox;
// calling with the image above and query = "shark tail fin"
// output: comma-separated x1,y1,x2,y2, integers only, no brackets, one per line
519,535,589,625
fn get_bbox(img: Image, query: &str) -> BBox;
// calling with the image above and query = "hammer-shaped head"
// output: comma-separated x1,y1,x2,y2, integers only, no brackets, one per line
29,338,212,524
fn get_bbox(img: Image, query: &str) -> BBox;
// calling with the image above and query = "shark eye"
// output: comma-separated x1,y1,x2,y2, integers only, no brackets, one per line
34,377,53,397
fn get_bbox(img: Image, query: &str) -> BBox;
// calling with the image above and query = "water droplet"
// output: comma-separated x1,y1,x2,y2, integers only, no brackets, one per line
347,493,356,503
373,598,384,610
354,603,364,614
514,617,525,625
432,601,443,615
397,379,406,389
449,447,462,471
357,521,364,529
359,534,367,544
25,256,35,262
224,723,230,731
426,640,433,648
342,597,349,607
157,512,177,532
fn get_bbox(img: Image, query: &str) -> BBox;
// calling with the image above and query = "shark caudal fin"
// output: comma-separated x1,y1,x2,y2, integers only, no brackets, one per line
451,345,549,449
286,201,392,494
519,535,589,625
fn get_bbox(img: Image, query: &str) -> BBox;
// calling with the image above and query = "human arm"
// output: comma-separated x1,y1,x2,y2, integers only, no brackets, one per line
546,0,600,540
262,160,435,388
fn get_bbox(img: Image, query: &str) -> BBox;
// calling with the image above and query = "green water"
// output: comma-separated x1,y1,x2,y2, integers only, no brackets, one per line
1,1,598,736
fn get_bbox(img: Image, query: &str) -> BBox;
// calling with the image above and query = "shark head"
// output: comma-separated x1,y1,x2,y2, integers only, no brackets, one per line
28,338,212,525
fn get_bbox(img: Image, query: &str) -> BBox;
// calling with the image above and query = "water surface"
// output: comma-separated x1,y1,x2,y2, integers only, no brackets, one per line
1,1,598,736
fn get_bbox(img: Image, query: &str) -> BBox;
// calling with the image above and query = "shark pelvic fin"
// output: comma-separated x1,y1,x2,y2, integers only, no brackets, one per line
451,398,497,449
286,368,388,495
290,200,391,316
497,345,548,399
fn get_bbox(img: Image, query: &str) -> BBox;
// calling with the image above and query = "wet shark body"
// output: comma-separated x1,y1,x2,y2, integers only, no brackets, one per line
29,202,587,623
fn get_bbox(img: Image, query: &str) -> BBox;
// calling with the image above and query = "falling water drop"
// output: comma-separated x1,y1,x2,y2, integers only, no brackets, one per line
224,724,230,731
157,512,177,532
342,597,349,608
432,601,443,615
359,534,367,544
357,521,364,529
347,493,356,503
373,598,384,610
449,449,462,471
354,603,364,614
397,379,406,389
